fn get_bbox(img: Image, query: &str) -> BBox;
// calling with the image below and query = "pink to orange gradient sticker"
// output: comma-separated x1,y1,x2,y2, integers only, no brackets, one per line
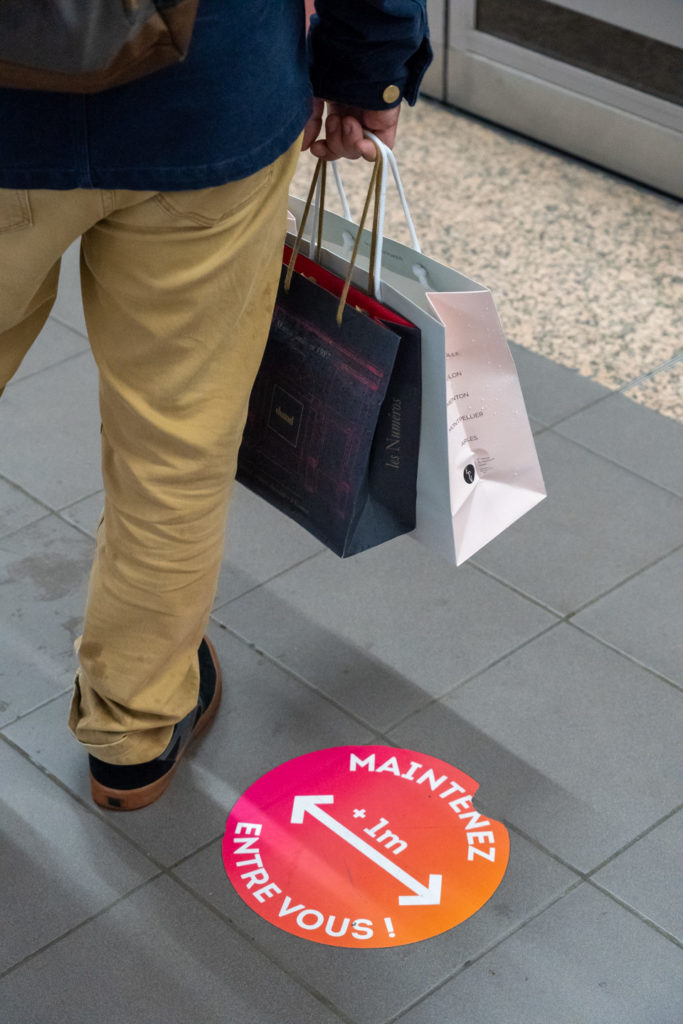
223,746,509,948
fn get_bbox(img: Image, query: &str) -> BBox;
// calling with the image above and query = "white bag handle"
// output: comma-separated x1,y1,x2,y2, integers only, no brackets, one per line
362,131,422,255
331,161,352,221
287,153,385,324
300,133,424,303
333,132,422,302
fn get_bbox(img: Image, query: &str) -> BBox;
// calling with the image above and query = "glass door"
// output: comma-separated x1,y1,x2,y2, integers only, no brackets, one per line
424,0,683,197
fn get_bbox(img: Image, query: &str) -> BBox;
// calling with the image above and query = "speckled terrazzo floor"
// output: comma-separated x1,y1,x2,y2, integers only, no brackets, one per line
291,97,683,424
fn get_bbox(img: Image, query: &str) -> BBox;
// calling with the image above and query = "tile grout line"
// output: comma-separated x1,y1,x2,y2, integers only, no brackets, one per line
0,685,74,732
585,877,683,949
0,475,104,543
382,619,564,734
543,390,616,429
3,832,346,1023
1,722,353,1018
617,350,683,393
167,833,226,872
544,428,683,499
4,342,93,391
564,541,683,618
212,593,678,744
55,486,104,513
472,538,683,626
381,862,682,1024
0,876,163,983
0,732,172,875
467,559,566,615
48,313,88,341
210,617,390,739
468,558,566,615
214,611,560,761
0,509,54,545
210,617,567,747
0,471,55,524
0,499,106,549
542,425,683,499
502,805,683,944
53,509,99,543
493,819,587,878
383,797,683,1021
567,621,683,694
211,547,327,612
583,804,683,880
382,878,586,1024
166,872,356,1024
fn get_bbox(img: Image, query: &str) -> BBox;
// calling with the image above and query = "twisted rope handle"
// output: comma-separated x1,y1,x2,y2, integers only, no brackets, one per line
285,140,385,324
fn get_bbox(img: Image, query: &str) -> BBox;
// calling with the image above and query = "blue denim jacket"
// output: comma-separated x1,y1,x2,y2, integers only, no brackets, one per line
0,0,431,191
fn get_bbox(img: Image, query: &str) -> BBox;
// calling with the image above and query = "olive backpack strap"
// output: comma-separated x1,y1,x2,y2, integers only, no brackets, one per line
0,0,199,93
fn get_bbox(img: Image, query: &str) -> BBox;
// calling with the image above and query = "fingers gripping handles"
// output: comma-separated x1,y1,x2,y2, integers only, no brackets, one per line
286,145,383,325
286,135,422,323
362,130,422,263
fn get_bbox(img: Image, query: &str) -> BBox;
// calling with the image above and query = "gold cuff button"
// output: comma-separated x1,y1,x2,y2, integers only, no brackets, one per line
382,84,401,104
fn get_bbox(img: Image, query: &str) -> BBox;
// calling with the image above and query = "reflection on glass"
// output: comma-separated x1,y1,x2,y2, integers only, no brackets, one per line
476,0,683,105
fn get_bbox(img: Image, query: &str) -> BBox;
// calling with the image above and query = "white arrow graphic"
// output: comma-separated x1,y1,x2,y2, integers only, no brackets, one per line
291,795,442,906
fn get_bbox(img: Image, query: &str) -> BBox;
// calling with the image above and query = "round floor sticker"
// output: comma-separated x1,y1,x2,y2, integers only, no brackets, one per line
223,745,509,947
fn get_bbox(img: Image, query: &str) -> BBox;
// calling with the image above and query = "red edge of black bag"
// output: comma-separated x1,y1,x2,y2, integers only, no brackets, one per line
236,253,422,558
0,0,199,93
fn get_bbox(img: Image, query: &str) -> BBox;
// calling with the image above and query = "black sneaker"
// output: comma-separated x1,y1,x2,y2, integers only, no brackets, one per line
89,636,222,811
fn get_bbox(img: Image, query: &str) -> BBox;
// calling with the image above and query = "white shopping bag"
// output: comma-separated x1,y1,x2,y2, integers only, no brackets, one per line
288,141,546,565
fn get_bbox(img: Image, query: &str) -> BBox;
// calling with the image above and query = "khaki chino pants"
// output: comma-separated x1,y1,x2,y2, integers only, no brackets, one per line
0,141,300,764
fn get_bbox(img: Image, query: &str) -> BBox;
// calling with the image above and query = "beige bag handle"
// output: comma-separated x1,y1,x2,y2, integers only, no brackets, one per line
286,144,384,325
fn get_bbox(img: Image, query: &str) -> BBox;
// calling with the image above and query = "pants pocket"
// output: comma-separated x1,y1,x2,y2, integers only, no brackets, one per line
152,163,275,227
0,189,32,232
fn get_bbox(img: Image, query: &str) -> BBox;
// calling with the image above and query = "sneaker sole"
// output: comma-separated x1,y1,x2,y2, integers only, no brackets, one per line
90,636,223,811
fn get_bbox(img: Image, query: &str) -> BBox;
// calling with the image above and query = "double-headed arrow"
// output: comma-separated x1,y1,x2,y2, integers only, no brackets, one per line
291,795,442,906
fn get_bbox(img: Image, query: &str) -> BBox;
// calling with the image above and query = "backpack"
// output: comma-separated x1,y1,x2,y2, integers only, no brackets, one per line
0,0,199,93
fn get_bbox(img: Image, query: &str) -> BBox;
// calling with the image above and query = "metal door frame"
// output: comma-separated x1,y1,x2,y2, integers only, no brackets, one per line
424,0,683,197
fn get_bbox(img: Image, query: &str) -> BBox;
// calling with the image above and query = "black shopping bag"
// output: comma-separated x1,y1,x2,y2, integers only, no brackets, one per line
237,259,421,557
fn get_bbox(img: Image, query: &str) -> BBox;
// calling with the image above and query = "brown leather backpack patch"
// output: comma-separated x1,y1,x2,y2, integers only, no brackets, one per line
0,0,199,93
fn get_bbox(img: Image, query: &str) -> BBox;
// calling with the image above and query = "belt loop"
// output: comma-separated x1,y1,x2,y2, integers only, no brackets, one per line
100,189,117,218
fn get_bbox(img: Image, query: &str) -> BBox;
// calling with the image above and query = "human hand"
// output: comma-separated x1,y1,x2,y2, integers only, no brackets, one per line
301,99,401,160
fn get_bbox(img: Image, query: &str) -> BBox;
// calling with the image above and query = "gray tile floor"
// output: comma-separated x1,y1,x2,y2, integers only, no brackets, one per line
2,241,682,1022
